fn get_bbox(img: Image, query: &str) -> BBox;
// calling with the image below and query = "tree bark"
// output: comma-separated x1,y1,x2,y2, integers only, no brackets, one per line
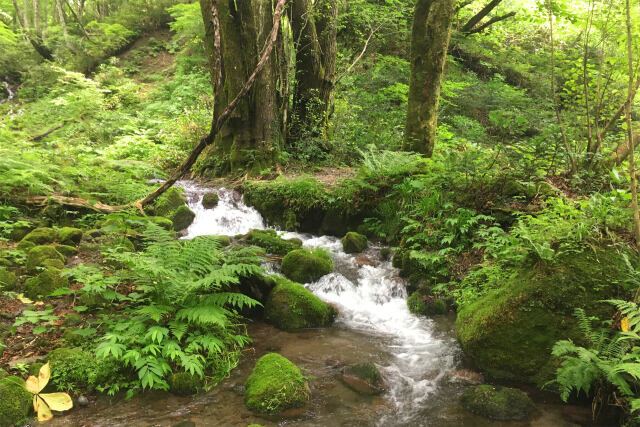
289,0,338,141
625,0,640,245
404,0,455,156
12,0,53,60
199,0,285,176
460,0,508,33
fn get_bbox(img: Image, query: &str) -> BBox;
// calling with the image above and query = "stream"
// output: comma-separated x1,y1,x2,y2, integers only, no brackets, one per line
50,182,579,426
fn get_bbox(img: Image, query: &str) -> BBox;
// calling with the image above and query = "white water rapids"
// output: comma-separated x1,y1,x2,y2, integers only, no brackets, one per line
181,182,460,425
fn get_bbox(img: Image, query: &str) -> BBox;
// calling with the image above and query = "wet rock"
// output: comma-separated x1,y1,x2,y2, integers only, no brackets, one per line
449,369,484,385
459,385,535,421
245,229,302,256
264,276,337,330
202,192,219,209
341,362,386,395
341,232,368,254
244,353,309,414
77,395,89,407
281,248,333,284
355,254,374,267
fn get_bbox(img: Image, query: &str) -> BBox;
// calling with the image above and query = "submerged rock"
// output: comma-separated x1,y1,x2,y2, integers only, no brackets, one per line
245,229,302,256
281,248,333,283
244,353,309,414
264,276,337,330
341,231,368,254
459,385,535,421
341,362,386,395
0,375,32,427
202,192,219,209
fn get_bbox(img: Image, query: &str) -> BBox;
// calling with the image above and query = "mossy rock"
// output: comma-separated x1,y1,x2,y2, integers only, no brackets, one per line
0,267,17,291
245,229,302,256
86,229,103,238
244,353,309,414
0,368,8,379
168,372,203,396
148,216,174,231
9,223,34,242
47,348,117,392
264,277,337,330
202,192,219,209
26,245,65,273
57,227,83,246
24,267,69,300
379,248,391,261
0,376,32,427
21,227,56,245
341,362,386,395
392,248,450,290
281,248,333,284
78,292,107,308
154,187,187,217
170,205,196,231
62,328,85,346
341,232,368,254
456,247,631,383
16,239,36,252
535,181,556,198
459,385,535,421
407,288,448,316
54,244,79,257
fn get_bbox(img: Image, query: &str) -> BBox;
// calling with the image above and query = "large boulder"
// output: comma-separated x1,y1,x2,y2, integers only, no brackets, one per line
341,232,368,254
57,227,83,246
24,267,69,300
153,188,195,231
26,245,65,273
0,376,32,427
244,353,309,414
170,205,196,231
459,385,535,421
264,277,337,330
281,248,333,283
341,362,386,395
456,247,630,383
245,229,302,256
21,227,56,245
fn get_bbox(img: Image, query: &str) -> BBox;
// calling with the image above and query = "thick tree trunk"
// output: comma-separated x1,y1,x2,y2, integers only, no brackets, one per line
404,0,455,156
289,0,338,141
199,0,284,176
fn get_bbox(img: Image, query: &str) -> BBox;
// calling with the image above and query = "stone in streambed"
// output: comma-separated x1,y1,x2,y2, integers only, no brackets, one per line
341,231,368,254
281,248,333,284
202,192,219,209
245,229,302,256
459,385,535,421
341,362,386,395
244,353,309,414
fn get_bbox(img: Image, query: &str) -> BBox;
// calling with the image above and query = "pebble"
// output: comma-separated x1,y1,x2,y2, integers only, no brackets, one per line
77,395,89,407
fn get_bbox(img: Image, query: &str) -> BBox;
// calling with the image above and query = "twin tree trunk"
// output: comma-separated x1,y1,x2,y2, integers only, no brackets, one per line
404,0,455,156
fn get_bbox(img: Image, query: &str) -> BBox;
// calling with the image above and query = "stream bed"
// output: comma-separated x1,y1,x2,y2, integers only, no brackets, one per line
50,182,580,426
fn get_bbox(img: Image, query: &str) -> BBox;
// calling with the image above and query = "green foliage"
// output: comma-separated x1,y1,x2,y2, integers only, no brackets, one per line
47,348,119,392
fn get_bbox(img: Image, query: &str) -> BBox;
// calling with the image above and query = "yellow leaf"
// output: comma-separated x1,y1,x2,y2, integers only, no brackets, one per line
25,375,40,394
622,317,630,332
17,294,33,304
37,362,51,392
36,395,53,422
33,395,39,412
40,392,73,411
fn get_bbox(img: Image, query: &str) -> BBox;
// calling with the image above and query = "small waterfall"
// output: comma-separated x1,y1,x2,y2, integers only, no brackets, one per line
1,79,15,104
180,181,460,425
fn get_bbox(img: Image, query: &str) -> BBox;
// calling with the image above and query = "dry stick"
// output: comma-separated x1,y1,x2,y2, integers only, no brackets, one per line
132,0,288,213
625,0,640,246
548,2,576,174
333,24,380,85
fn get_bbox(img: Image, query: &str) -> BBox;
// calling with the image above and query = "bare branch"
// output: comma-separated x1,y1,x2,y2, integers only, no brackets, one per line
466,11,515,34
334,24,380,85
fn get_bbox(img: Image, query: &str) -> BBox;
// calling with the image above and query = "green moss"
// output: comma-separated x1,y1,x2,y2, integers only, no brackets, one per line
456,247,630,383
9,223,34,242
281,248,333,283
168,372,203,396
264,276,337,330
21,227,56,245
54,244,79,257
170,205,196,231
24,267,69,300
57,227,83,246
244,353,309,414
154,187,187,217
202,192,219,209
148,216,173,231
16,240,36,252
0,267,17,290
28,362,44,376
47,348,117,392
0,368,8,379
62,328,85,346
459,385,535,421
341,232,368,253
26,245,65,273
407,288,448,316
245,229,302,256
0,376,32,427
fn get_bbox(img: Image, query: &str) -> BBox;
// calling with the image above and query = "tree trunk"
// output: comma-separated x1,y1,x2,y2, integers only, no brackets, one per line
289,0,338,141
404,0,455,156
32,0,40,39
625,0,640,245
199,0,285,176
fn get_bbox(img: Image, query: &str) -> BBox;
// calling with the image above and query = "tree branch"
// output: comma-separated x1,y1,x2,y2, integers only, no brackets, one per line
460,0,501,33
466,11,515,34
333,24,380,85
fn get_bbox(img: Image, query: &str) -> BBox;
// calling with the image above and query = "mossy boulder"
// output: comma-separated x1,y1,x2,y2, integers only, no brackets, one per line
16,239,36,252
341,232,368,254
47,348,117,392
9,222,34,241
57,227,83,246
154,187,187,217
0,375,32,427
0,267,17,290
459,385,535,421
456,247,630,383
244,353,309,414
24,267,69,300
264,277,337,330
170,205,196,231
54,244,79,257
341,362,386,395
202,192,219,209
281,248,333,283
407,287,448,316
26,245,65,273
168,372,203,396
148,216,173,231
0,368,8,379
21,227,56,245
245,229,302,256
62,328,85,346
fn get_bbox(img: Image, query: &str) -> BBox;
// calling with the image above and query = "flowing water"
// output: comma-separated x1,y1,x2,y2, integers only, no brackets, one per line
50,182,579,427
